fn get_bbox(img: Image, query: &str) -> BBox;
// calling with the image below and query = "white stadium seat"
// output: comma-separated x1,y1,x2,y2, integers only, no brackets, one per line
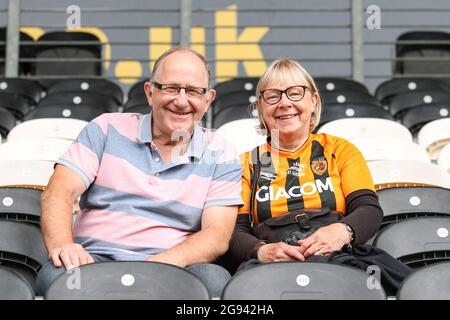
318,118,412,142
0,160,55,188
351,138,430,162
367,160,450,190
417,118,450,160
438,143,450,173
216,118,267,155
7,118,87,142
0,138,72,162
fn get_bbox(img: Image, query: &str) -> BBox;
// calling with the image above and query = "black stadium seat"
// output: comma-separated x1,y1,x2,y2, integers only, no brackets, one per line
377,186,450,228
214,77,259,101
318,103,393,128
397,262,450,300
0,28,34,76
321,91,382,107
38,91,119,112
0,187,42,226
389,90,450,119
124,104,151,115
45,261,211,300
315,77,369,94
400,103,450,135
221,262,386,300
0,220,48,292
0,91,34,119
0,107,16,138
212,104,257,128
0,266,35,300
212,91,257,128
373,217,450,268
124,95,148,111
127,79,148,100
33,31,102,87
375,78,450,106
0,78,44,105
23,104,105,122
47,79,123,106
395,31,450,76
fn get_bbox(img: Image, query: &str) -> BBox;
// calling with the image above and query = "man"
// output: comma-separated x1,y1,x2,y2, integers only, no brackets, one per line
36,47,243,298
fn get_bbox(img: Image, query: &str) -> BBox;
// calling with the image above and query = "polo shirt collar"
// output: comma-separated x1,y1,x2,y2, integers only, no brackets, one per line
137,112,152,143
137,112,207,160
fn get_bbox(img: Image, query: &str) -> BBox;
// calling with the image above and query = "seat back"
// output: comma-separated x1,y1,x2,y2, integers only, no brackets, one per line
0,107,16,138
351,138,430,162
0,28,35,76
0,160,55,189
0,187,42,226
128,79,148,100
400,103,450,136
23,104,105,122
222,262,386,300
0,91,33,120
34,31,102,86
214,77,259,102
395,31,450,76
315,77,369,94
0,78,44,105
367,160,450,190
0,220,48,291
397,262,450,300
438,143,450,173
389,91,450,119
377,186,450,228
0,267,35,300
216,119,266,155
318,118,412,142
212,104,258,128
321,91,381,107
38,91,119,112
417,118,450,160
373,217,450,268
375,78,450,105
47,79,123,106
0,138,72,162
7,118,88,142
45,261,211,300
318,103,393,127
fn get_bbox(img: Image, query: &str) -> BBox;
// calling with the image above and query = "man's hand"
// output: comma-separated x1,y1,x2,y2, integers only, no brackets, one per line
49,243,94,270
257,242,305,263
298,223,351,258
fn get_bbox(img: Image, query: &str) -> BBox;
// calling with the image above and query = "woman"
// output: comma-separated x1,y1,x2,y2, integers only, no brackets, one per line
229,59,383,266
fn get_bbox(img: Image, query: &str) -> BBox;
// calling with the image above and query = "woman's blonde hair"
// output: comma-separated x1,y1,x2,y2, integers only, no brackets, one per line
255,59,322,134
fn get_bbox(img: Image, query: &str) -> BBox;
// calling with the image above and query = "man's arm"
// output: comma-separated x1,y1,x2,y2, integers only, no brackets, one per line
147,206,238,267
41,164,94,269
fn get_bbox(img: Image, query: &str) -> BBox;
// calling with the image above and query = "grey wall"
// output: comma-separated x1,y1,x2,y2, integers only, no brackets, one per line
1,0,450,94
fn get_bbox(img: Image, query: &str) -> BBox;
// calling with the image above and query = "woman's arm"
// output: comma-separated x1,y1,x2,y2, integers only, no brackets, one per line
340,189,383,244
229,214,263,262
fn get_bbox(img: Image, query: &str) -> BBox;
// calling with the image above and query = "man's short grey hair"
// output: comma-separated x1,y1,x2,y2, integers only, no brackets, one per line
150,46,212,88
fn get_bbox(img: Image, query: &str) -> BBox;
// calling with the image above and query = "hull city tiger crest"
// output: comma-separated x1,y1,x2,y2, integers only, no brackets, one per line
311,157,328,176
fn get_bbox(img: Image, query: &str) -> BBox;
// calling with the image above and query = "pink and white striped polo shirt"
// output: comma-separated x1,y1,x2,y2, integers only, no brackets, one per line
58,112,243,260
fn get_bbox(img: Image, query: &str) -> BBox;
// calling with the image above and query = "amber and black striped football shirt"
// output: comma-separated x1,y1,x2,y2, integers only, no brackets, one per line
239,133,376,224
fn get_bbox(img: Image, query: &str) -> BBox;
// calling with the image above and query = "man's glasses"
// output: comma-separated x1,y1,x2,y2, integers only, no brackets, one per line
260,85,310,105
152,81,207,98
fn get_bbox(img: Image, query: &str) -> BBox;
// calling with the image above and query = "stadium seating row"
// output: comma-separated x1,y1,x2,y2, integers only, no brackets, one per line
1,251,449,300
1,75,449,140
1,184,449,298
0,29,102,84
